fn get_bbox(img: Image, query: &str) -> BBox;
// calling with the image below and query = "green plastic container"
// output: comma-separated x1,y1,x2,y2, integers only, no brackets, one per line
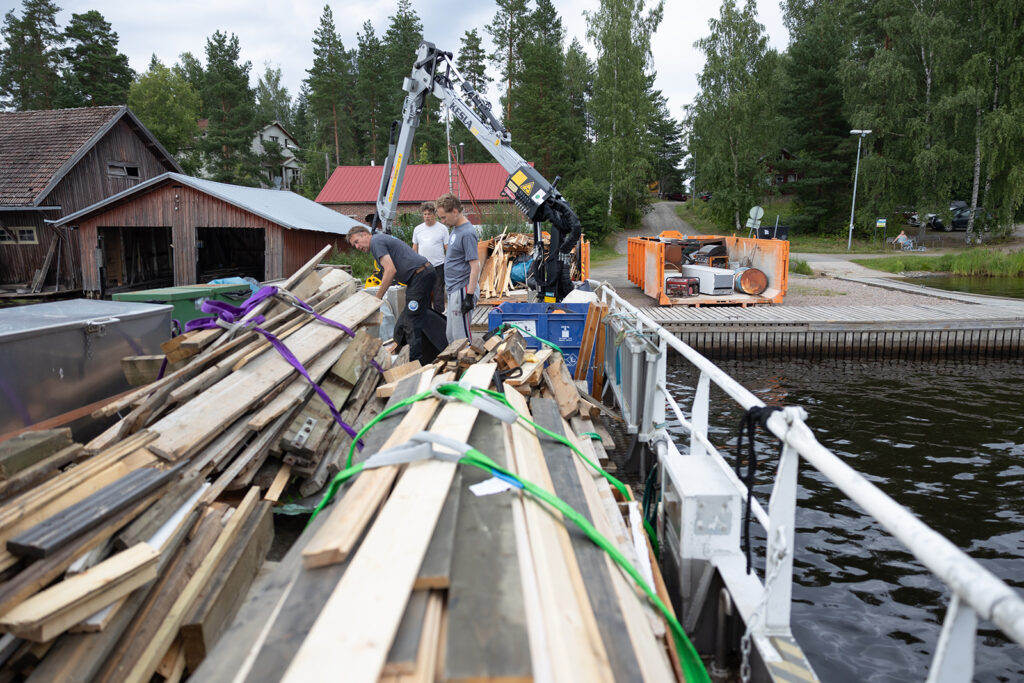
112,283,252,329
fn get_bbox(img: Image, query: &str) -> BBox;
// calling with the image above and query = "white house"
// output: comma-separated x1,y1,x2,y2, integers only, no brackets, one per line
252,121,302,191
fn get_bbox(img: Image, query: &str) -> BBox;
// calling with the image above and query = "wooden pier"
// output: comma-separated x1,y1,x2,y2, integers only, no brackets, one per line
473,278,1024,361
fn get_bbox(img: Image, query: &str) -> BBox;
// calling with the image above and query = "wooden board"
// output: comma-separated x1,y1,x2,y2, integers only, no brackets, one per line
574,302,601,381
383,590,430,675
501,387,613,683
0,429,72,479
443,414,531,683
528,397,644,681
542,355,579,419
0,543,158,643
413,470,461,590
181,501,274,671
282,363,496,683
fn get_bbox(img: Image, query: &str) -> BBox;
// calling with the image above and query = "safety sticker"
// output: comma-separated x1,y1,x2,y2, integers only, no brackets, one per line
408,300,419,311
510,170,528,187
520,181,534,195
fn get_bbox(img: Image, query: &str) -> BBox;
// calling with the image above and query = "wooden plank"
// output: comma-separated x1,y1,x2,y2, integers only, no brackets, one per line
120,355,181,387
181,501,274,671
282,364,496,683
7,465,178,559
413,470,461,590
264,463,292,503
382,360,422,385
147,293,383,461
0,429,73,479
506,348,551,387
574,302,600,381
383,590,430,675
0,543,159,642
247,341,350,431
542,355,579,418
501,387,612,683
0,444,87,502
112,470,202,552
443,414,531,683
120,487,261,683
528,398,644,681
331,329,382,386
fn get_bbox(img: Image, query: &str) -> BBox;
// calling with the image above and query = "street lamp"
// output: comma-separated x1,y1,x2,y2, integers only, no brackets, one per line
847,129,872,250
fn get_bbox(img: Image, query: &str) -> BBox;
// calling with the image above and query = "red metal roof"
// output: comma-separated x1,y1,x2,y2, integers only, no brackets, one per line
315,163,515,204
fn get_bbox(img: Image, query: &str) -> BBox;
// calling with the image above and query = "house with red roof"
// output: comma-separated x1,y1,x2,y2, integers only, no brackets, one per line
315,162,522,225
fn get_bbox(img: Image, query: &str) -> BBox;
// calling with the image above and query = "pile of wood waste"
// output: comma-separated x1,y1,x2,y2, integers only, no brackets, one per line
0,246,691,682
477,231,587,302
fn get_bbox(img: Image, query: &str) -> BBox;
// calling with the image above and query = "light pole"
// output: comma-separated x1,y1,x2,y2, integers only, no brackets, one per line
847,129,872,250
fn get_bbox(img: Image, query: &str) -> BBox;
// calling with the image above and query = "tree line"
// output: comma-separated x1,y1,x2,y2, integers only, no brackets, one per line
688,0,1024,237
0,0,683,242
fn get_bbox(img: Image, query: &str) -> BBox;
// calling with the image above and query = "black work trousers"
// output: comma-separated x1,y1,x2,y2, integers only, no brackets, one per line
431,263,446,313
397,264,436,361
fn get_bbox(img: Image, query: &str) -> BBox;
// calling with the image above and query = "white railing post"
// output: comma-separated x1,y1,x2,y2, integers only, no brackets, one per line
763,437,799,633
926,595,977,683
690,371,710,457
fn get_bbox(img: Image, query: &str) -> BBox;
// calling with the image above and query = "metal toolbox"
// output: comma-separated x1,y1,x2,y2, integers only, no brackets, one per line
0,299,172,437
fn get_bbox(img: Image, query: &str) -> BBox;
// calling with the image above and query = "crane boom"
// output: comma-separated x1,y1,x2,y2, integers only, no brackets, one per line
374,41,581,302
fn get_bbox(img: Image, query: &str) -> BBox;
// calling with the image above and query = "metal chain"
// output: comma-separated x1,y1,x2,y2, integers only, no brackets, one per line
740,526,790,683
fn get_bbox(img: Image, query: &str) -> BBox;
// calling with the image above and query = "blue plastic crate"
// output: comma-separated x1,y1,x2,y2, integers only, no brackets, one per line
488,302,594,383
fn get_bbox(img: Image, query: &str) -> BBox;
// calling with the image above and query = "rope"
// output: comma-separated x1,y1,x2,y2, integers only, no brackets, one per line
735,405,782,574
495,322,563,354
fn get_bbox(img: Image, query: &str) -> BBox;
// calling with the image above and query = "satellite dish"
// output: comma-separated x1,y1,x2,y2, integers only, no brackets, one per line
749,206,764,220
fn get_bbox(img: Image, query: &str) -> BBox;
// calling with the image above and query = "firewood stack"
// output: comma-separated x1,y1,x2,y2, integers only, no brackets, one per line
0,247,394,681
477,232,586,302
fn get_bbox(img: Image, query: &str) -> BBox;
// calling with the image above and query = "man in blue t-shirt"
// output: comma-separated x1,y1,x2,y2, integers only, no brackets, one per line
347,225,435,360
435,193,479,342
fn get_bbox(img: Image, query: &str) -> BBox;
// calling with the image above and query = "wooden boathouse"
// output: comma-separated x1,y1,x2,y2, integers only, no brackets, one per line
0,106,182,294
54,173,364,296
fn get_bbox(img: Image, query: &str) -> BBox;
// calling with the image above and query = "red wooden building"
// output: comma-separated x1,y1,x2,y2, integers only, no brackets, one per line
0,106,181,294
55,173,364,296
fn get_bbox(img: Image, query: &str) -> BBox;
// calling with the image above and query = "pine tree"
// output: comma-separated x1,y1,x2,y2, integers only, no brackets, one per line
305,5,355,166
355,20,386,163
648,90,684,195
457,28,490,95
128,55,201,158
255,63,292,128
485,0,529,129
587,0,664,229
0,0,62,110
562,37,594,178
512,0,573,180
61,10,133,106
198,31,259,185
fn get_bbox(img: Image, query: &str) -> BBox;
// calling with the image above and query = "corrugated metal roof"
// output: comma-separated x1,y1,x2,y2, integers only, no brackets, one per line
56,172,364,235
315,163,514,203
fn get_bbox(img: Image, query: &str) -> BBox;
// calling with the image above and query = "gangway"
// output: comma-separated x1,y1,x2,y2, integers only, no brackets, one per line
589,280,1024,682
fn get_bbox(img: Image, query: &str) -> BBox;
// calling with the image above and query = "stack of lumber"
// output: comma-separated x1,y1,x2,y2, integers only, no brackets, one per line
191,326,682,683
477,232,586,302
0,247,394,681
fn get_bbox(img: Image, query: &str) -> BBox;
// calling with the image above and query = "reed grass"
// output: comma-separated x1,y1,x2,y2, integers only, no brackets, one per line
852,249,1024,276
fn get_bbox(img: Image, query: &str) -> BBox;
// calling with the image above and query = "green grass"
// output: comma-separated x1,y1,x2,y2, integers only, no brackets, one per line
589,240,619,264
325,247,377,281
851,248,1024,276
787,234,891,254
674,201,719,234
789,258,814,275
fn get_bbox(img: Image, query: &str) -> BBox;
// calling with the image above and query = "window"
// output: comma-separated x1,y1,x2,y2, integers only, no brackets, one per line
270,135,279,143
108,162,141,178
0,226,37,244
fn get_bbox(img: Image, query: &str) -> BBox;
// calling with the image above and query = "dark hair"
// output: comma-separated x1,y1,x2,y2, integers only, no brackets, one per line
347,225,370,243
420,201,436,214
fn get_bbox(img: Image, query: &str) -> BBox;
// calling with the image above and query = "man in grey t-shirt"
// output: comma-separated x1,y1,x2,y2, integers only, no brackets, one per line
435,193,479,342
347,225,434,360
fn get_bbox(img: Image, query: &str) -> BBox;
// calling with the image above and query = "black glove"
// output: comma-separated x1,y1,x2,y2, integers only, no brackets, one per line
461,293,476,314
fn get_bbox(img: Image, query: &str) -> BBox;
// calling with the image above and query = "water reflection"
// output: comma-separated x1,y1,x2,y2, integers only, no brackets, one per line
895,275,1024,299
665,359,1024,682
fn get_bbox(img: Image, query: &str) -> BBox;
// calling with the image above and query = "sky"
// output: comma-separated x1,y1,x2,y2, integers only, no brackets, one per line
16,0,790,125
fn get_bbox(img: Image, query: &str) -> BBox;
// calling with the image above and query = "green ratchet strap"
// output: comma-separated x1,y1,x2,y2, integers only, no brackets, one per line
312,430,710,683
581,431,601,441
496,322,563,354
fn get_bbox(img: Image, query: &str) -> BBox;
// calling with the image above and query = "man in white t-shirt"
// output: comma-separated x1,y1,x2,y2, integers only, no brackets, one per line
412,201,449,312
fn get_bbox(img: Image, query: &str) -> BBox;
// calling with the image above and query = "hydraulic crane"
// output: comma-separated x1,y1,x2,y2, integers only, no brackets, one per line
372,41,582,302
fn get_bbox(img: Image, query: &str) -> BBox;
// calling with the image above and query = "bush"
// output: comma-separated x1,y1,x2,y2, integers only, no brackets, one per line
325,247,376,281
562,176,611,243
789,258,814,275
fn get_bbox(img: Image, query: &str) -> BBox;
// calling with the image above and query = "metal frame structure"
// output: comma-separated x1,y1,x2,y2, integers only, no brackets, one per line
590,280,1024,682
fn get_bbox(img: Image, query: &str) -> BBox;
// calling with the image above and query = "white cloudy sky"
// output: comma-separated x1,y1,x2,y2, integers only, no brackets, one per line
28,0,789,123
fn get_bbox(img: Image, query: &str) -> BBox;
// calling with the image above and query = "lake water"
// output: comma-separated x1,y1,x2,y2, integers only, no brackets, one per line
665,359,1024,682
896,275,1024,299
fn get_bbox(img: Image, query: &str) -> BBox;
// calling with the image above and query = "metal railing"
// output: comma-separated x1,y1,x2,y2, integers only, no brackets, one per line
591,281,1024,681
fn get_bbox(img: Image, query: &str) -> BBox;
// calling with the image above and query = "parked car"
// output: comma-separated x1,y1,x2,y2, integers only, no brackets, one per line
929,206,991,232
664,191,688,201
699,191,712,201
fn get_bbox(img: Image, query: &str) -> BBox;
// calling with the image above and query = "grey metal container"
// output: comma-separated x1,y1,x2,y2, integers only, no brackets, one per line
0,299,172,437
